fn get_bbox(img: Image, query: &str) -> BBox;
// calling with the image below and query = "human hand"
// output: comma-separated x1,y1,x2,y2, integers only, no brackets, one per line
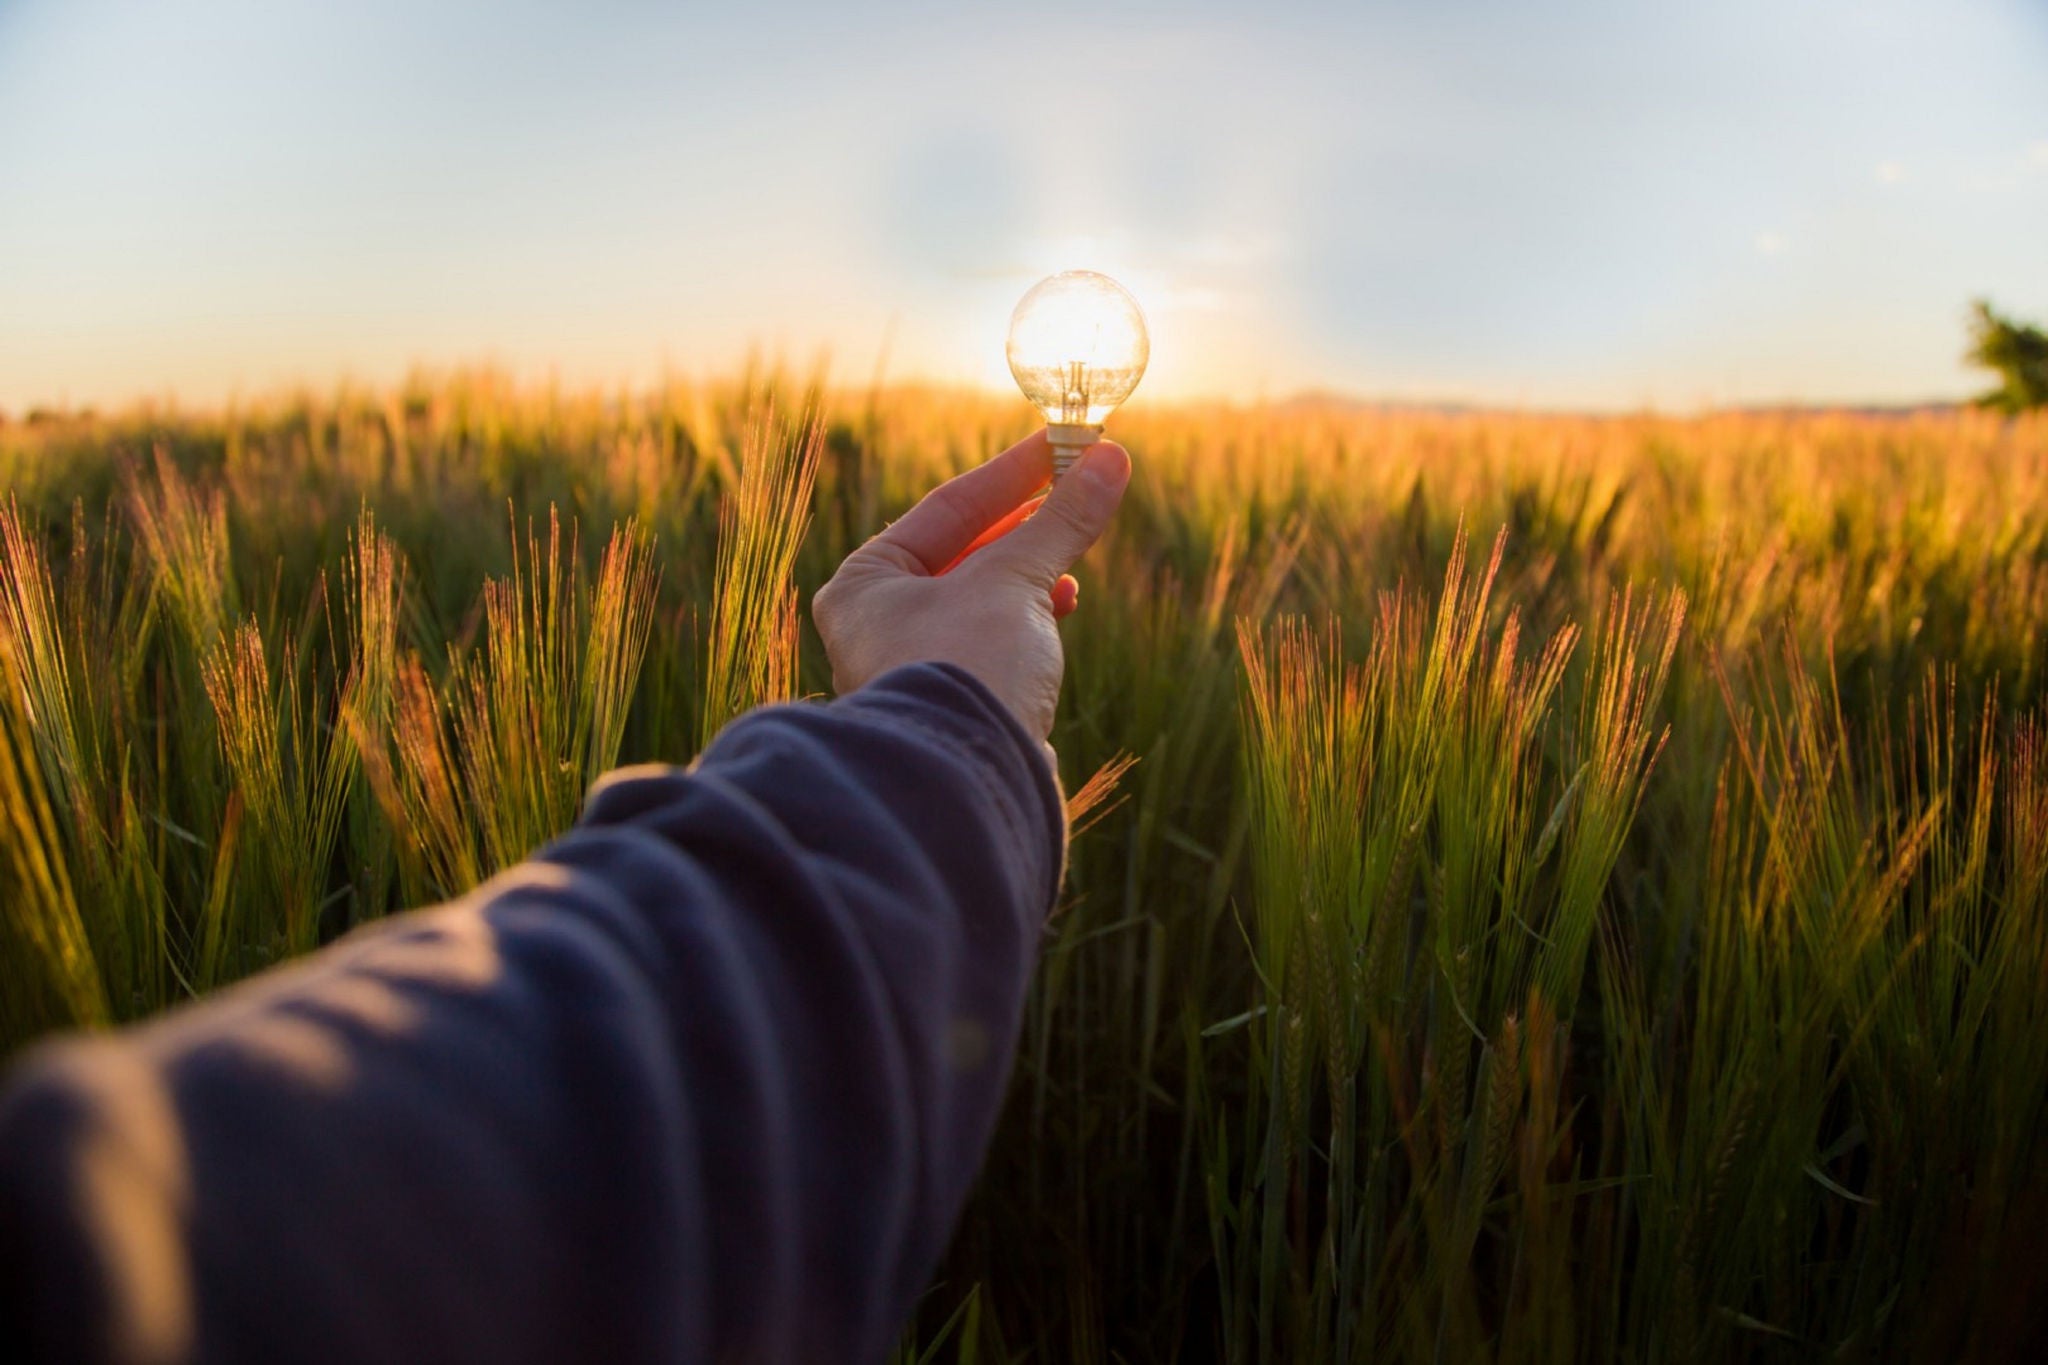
812,430,1132,749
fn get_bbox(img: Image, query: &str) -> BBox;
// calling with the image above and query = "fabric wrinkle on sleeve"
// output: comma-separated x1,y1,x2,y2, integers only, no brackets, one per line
0,660,1067,1365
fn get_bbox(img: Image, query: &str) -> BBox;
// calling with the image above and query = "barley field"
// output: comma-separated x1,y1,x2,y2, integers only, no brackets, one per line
2,378,2045,1362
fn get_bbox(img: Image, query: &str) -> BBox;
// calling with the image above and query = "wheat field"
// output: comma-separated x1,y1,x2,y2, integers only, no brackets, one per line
2,378,2045,1362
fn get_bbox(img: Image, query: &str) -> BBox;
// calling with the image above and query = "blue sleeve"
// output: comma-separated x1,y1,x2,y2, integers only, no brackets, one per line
0,662,1066,1365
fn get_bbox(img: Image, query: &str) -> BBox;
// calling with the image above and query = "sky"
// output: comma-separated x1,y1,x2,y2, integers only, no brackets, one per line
1,0,2044,413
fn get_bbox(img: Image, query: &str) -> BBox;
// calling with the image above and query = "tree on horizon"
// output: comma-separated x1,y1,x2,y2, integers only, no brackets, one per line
1967,299,2048,413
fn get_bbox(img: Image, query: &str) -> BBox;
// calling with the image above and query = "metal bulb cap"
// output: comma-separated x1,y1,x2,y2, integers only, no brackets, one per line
1047,423,1103,480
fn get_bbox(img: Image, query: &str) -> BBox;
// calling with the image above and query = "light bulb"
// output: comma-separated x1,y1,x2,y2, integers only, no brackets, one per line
1006,270,1149,479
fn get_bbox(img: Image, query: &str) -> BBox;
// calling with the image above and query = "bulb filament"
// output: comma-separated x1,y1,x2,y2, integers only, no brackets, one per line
1060,360,1091,423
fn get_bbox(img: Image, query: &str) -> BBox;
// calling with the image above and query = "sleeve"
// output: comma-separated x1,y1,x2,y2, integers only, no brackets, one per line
0,661,1066,1365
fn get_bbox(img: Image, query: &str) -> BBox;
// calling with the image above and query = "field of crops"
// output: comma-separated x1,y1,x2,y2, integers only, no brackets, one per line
2,378,2045,1362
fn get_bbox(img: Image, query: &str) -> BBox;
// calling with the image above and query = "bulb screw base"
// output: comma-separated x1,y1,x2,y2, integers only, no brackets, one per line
1046,423,1103,481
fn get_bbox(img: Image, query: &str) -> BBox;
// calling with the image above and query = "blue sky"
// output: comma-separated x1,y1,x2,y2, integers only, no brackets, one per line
1,0,2044,411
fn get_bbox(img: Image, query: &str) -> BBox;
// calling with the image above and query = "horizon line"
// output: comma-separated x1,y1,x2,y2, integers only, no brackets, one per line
0,362,1991,426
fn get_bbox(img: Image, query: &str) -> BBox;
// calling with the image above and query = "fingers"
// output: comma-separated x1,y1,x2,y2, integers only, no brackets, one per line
868,430,1054,575
1051,574,1079,619
978,442,1131,589
936,493,1046,575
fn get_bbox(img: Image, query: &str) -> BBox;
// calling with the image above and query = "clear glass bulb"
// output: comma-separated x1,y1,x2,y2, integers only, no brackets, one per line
1006,272,1149,471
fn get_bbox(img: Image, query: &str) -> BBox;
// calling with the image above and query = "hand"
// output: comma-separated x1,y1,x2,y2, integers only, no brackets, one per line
812,430,1132,749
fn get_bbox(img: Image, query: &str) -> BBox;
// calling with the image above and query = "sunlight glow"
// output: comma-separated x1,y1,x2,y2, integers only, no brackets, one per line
0,0,2043,412
1005,272,1150,426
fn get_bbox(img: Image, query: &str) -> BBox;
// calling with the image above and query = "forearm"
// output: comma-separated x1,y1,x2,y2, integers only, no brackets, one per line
0,663,1064,1365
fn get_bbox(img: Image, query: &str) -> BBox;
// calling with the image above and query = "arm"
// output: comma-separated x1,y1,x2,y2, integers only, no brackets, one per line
0,431,1131,1365
0,664,1060,1365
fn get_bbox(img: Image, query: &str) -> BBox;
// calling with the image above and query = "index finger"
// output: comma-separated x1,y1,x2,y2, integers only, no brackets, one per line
869,429,1053,575
935,493,1046,575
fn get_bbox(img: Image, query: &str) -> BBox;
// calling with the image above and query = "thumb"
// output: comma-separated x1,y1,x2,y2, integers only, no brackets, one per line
984,442,1131,587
